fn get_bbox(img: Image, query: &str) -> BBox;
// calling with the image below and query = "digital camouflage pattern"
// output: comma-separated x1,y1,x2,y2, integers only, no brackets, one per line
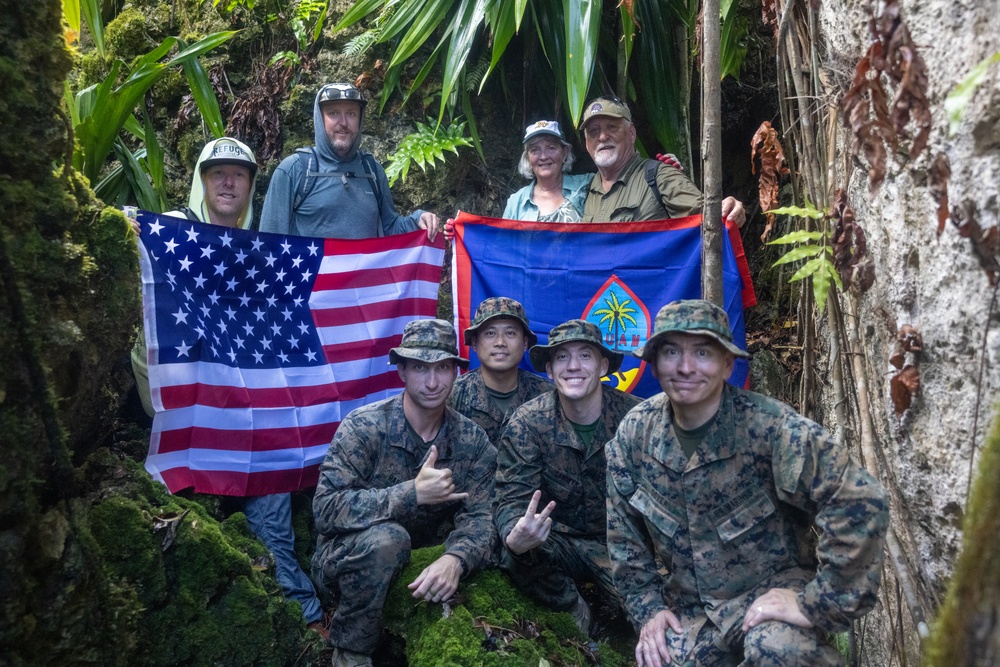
606,385,888,661
495,385,641,609
388,318,469,369
448,368,551,444
528,319,624,373
463,296,538,346
636,299,749,361
312,394,496,654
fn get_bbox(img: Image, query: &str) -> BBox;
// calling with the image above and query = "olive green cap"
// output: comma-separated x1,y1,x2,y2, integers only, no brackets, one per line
389,319,469,369
580,96,633,129
464,297,537,347
634,300,748,361
529,319,624,373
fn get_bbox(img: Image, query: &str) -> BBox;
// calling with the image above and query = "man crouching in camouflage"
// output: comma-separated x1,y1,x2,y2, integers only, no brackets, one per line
495,319,641,635
312,319,497,667
606,300,889,666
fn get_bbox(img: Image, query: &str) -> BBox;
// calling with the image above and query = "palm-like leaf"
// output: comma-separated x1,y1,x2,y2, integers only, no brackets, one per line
563,0,601,128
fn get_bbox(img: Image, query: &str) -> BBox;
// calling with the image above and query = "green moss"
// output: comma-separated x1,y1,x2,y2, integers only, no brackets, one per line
925,403,1000,666
383,546,628,666
104,6,160,61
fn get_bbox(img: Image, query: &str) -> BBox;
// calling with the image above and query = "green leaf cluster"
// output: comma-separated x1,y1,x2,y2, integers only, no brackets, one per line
766,202,843,313
333,0,751,168
385,119,474,187
65,23,235,210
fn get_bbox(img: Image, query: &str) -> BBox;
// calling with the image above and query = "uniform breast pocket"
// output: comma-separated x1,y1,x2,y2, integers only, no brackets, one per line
611,206,640,222
544,474,579,506
628,486,680,540
715,492,776,544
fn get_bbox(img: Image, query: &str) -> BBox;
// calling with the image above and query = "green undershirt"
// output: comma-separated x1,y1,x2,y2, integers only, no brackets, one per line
674,420,712,460
569,417,601,448
486,385,518,417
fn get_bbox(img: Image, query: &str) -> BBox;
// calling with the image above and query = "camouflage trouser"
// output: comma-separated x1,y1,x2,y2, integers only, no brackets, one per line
660,615,842,666
499,531,619,611
661,568,842,667
311,522,412,655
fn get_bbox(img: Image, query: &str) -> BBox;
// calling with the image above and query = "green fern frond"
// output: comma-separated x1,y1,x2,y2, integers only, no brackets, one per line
385,119,473,187
465,54,490,93
343,31,378,58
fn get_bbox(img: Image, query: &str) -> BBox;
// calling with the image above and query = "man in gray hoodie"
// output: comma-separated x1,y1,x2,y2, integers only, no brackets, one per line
259,82,439,239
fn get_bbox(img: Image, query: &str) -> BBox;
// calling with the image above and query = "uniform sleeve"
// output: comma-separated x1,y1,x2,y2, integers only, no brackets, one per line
313,414,418,535
372,161,422,236
656,163,704,218
259,157,299,234
772,419,889,632
494,409,543,546
442,426,498,574
606,417,670,632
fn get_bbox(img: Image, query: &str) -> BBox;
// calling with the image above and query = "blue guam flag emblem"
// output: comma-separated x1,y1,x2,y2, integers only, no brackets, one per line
582,275,651,394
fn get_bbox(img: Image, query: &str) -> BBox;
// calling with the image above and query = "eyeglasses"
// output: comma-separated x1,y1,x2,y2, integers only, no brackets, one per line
318,83,364,104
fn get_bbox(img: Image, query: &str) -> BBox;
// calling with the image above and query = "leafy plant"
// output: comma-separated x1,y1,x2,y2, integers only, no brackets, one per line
62,0,105,56
65,31,236,209
767,192,873,314
384,119,473,187
767,203,841,314
289,0,329,51
333,0,750,168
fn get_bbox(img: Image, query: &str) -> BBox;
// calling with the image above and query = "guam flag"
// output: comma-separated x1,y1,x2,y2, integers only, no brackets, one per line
451,213,755,398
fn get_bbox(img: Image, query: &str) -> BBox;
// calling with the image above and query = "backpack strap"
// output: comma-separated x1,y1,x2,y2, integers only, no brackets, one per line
644,159,668,214
179,206,201,221
292,147,384,221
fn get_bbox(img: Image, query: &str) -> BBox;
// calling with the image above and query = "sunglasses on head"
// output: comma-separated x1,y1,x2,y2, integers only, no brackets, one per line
318,84,363,103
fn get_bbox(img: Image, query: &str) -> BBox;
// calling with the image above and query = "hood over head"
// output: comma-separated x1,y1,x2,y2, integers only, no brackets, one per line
188,137,258,229
313,82,366,163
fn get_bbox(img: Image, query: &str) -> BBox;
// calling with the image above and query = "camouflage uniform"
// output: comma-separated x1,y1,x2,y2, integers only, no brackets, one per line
496,384,641,610
448,369,551,444
606,384,889,665
450,297,551,443
312,320,497,656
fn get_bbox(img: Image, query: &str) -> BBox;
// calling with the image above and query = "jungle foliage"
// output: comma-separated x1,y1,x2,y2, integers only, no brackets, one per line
333,0,751,168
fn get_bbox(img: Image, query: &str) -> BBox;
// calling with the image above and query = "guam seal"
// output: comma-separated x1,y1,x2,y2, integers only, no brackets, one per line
582,274,651,394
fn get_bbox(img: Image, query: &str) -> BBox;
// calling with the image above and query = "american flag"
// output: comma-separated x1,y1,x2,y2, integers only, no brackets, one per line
136,211,446,496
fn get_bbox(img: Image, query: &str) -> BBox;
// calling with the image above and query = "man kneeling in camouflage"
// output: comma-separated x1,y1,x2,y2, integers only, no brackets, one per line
606,300,889,666
312,319,497,667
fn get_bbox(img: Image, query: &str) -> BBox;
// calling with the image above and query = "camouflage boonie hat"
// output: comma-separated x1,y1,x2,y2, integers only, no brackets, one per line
634,300,749,361
580,96,633,129
529,319,624,374
464,297,538,347
389,319,469,369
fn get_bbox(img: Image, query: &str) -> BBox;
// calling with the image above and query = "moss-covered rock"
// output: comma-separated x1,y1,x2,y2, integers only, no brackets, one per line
383,545,629,666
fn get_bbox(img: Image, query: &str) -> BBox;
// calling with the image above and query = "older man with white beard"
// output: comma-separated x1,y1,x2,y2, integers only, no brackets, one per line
579,96,745,225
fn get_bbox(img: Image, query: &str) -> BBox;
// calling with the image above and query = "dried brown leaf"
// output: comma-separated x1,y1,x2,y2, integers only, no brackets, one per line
952,199,1000,286
750,121,789,242
890,365,920,416
227,62,295,163
928,152,951,238
841,49,895,190
829,189,874,292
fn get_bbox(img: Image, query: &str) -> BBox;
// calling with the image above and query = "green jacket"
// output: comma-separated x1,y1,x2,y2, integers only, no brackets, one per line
582,152,703,222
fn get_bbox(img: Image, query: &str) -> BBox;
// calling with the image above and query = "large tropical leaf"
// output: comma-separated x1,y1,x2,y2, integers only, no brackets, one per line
389,0,454,67
438,0,489,123
563,0,601,127
72,31,235,189
633,0,686,161
482,0,517,91
531,0,568,110
180,49,226,138
332,0,385,32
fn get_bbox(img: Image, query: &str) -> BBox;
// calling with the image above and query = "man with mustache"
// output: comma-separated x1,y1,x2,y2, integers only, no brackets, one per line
580,96,745,226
